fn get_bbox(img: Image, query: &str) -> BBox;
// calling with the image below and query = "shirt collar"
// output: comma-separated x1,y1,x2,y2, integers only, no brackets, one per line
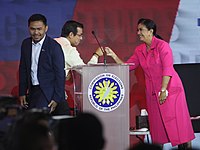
150,36,156,50
60,37,71,45
32,34,46,45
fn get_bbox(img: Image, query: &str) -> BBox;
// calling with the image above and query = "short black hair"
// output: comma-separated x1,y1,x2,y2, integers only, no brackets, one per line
28,14,47,26
61,20,83,37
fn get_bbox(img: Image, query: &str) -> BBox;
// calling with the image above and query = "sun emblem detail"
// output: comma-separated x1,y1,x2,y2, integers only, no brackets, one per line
88,73,125,112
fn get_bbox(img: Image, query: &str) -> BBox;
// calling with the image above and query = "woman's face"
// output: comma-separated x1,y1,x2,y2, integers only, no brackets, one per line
137,23,152,43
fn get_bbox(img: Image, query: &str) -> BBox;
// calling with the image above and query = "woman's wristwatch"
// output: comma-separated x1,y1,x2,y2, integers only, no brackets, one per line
160,89,168,96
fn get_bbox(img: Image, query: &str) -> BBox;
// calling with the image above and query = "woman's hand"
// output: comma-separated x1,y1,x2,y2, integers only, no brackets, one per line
105,47,117,58
105,47,124,64
159,90,168,105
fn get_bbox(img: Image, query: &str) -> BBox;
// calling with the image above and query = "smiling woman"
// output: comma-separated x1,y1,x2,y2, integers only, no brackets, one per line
105,18,195,148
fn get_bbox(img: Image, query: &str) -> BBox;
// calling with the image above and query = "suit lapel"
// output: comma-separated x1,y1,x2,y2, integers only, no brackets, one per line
38,36,48,65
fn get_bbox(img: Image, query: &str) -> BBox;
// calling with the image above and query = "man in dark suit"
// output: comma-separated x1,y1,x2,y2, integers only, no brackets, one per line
19,14,68,115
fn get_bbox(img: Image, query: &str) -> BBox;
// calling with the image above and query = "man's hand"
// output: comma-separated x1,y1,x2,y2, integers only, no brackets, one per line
48,100,58,113
66,71,71,81
19,95,28,108
95,47,104,57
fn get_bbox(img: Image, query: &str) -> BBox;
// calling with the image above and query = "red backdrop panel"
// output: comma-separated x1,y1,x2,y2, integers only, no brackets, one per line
72,0,180,139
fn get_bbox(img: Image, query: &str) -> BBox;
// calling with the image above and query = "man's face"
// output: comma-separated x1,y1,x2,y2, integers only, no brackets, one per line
29,21,48,43
70,27,83,47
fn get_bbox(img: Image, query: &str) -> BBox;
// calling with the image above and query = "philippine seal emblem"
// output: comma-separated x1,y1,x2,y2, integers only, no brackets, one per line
88,73,125,112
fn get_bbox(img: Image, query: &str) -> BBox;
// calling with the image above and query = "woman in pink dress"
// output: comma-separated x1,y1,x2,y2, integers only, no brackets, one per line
105,18,194,149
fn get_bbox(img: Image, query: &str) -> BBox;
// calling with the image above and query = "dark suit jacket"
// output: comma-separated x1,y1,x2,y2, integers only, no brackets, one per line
19,35,65,105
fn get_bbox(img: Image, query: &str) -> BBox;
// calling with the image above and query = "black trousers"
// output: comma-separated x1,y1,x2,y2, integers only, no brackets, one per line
52,100,70,116
29,85,70,115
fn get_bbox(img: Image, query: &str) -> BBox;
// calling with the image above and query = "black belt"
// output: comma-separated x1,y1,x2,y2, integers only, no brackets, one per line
31,85,40,88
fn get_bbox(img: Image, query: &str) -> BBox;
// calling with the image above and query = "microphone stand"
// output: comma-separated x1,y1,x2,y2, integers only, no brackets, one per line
91,31,107,65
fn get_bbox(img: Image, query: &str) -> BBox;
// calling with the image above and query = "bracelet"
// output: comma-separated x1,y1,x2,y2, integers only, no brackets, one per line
93,52,99,57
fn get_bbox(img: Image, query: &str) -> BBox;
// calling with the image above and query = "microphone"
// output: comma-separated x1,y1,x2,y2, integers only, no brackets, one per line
91,31,106,65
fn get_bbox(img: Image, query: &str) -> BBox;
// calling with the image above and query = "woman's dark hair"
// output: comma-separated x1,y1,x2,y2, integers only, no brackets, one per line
28,14,47,26
138,18,163,40
61,20,84,37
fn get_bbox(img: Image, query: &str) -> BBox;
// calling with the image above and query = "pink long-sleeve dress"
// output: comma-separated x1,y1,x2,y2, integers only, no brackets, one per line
126,36,195,146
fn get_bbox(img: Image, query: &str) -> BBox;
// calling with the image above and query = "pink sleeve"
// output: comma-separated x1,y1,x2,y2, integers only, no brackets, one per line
125,49,140,71
159,42,174,76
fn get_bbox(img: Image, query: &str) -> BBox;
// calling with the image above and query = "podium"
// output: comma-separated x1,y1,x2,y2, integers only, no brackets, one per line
71,64,130,150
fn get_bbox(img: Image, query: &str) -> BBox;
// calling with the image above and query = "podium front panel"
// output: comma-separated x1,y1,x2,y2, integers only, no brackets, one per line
72,64,129,150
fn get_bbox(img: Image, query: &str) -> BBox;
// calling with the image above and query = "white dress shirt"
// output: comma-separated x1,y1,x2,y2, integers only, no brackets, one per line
31,35,46,85
54,37,98,76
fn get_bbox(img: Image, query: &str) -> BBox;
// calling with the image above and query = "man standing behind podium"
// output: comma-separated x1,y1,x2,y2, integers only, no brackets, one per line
19,14,66,114
54,20,104,78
